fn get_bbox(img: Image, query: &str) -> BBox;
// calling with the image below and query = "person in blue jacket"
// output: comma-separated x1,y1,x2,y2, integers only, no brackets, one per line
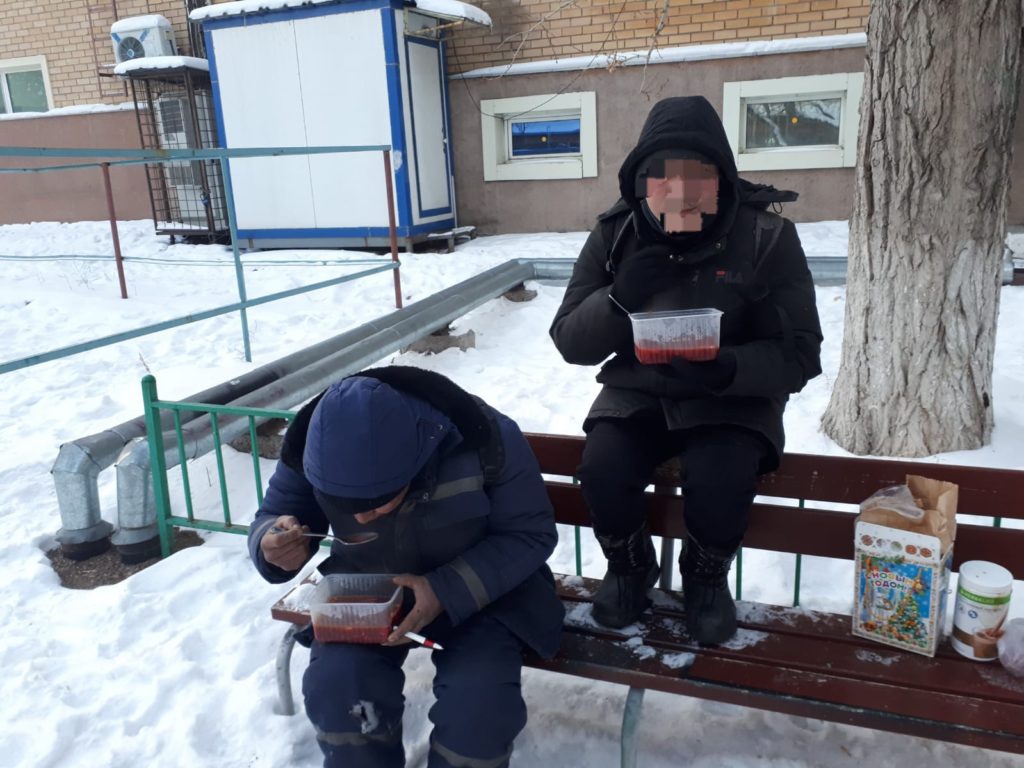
248,365,563,768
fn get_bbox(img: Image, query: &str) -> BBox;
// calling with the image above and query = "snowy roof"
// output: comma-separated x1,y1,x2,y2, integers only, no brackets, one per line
190,0,490,26
455,32,867,80
113,56,211,77
412,1,490,26
110,14,171,34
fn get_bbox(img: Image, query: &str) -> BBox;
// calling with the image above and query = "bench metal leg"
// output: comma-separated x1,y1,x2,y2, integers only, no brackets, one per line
621,686,645,768
274,624,302,716
658,538,676,591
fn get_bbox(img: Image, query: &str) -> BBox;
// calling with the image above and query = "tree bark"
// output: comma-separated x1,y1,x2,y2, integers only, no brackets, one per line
822,0,1022,457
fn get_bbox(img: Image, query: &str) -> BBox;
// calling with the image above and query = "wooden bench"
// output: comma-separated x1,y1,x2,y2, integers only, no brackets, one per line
270,433,1024,765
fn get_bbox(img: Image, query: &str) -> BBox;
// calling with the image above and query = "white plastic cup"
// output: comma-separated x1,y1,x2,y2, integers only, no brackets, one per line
629,308,723,364
951,560,1013,661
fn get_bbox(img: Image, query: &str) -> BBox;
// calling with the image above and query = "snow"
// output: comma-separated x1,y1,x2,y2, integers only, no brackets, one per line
190,0,343,21
110,14,172,34
413,0,491,27
0,102,137,122
1,218,1023,767
190,0,490,25
455,33,867,80
114,56,210,76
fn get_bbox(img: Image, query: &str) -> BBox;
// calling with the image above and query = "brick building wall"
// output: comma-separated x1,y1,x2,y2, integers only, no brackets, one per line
0,0,194,109
446,0,871,74
1,1,872,107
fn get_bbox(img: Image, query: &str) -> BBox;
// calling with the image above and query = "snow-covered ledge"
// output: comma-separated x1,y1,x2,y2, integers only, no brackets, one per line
113,56,210,77
454,32,867,80
0,102,138,122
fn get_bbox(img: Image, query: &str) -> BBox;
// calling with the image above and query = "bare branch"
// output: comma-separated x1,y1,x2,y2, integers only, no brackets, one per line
640,0,672,96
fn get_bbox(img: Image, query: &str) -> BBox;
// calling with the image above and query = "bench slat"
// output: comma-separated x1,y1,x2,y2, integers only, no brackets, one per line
556,576,1024,707
526,433,1024,521
547,482,1024,574
526,631,1024,753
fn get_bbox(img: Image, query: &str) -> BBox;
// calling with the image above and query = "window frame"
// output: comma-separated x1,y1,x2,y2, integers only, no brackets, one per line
0,55,54,115
481,91,597,181
722,73,863,171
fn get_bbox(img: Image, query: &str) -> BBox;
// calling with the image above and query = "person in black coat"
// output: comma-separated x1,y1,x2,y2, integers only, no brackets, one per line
550,96,822,644
250,366,563,768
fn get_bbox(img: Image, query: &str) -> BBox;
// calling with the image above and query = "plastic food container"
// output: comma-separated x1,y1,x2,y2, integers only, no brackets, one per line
310,573,402,644
629,308,723,364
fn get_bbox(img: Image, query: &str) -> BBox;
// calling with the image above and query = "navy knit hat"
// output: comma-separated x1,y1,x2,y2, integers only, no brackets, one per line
302,376,450,512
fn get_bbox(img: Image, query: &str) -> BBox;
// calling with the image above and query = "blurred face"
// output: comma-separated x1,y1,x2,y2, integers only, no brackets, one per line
352,484,410,524
644,158,719,233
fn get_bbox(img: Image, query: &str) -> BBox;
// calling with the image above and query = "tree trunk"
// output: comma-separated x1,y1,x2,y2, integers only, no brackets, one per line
822,0,1022,457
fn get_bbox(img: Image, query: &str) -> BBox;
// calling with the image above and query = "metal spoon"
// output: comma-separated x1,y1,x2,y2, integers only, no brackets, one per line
270,527,379,546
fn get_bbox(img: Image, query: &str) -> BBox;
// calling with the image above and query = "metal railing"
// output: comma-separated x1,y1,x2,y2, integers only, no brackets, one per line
0,143,404,372
142,374,297,557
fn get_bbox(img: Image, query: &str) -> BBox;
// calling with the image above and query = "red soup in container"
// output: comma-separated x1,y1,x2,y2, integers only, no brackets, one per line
629,308,723,364
310,573,402,644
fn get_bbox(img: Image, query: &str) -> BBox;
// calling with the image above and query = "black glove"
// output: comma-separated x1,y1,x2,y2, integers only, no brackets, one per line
596,349,737,399
667,350,737,393
610,246,676,313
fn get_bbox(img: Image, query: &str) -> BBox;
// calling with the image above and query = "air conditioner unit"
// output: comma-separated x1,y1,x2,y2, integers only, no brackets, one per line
111,15,177,64
154,94,227,230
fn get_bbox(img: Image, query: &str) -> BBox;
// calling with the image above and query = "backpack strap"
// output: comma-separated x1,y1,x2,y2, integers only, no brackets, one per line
604,211,635,276
471,395,505,485
750,209,796,363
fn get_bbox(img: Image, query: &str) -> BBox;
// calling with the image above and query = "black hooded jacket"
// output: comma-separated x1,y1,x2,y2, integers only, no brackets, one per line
549,96,823,469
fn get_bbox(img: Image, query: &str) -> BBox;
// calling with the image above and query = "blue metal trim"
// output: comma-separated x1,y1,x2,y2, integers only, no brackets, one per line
419,205,451,218
404,35,453,220
196,0,392,30
200,27,233,241
235,220,455,239
381,7,413,229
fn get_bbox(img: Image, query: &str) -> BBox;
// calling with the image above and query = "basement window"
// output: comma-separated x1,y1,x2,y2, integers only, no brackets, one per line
481,92,596,181
722,73,863,171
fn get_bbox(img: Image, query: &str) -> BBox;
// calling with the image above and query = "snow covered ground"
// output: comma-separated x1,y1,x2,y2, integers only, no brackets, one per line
1,219,1022,768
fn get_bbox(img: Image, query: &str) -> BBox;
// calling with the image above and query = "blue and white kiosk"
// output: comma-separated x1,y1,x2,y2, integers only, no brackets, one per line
190,0,490,249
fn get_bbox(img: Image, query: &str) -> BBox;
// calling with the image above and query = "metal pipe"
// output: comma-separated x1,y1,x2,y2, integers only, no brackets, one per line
112,259,544,555
52,252,506,559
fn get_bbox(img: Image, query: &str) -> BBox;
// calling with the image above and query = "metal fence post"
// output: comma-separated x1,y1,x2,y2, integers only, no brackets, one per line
141,375,175,557
218,153,253,362
100,162,128,299
383,149,403,309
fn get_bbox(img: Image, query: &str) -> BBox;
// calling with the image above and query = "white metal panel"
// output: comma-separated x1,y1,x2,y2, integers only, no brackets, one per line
406,40,450,217
294,11,393,229
211,21,314,229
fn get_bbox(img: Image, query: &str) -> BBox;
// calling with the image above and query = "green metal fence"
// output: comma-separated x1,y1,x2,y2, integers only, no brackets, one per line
143,374,296,557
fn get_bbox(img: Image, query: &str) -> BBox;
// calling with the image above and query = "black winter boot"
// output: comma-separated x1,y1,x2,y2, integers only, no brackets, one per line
679,536,738,645
592,525,660,629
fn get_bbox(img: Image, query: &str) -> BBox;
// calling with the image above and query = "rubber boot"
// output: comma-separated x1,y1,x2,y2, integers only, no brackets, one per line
592,524,660,629
679,535,738,645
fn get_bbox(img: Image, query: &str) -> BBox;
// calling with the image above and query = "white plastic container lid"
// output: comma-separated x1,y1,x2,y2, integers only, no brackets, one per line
959,560,1013,596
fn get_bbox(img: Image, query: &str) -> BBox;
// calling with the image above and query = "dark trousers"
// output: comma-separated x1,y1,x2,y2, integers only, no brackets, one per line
302,612,527,768
578,417,769,550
